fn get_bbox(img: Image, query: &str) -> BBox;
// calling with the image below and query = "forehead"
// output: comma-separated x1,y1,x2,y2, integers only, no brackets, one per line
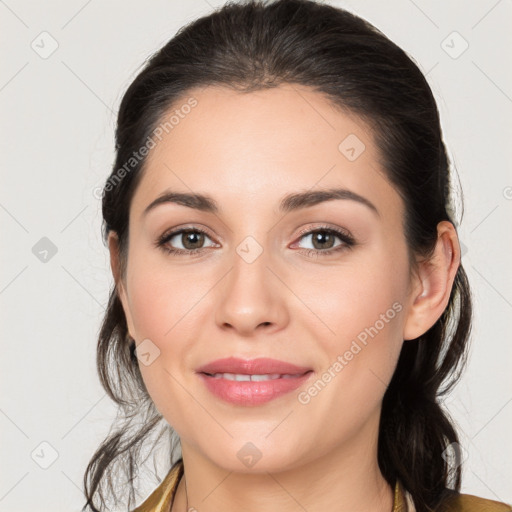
130,84,401,221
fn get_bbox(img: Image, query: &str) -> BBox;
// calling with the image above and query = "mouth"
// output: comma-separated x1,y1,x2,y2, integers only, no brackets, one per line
195,358,314,406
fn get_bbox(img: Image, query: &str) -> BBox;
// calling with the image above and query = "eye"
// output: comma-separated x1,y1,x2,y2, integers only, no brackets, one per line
155,227,217,256
293,225,356,258
155,224,356,258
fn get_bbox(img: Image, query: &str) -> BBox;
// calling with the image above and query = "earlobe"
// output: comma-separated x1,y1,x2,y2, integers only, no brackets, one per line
403,221,460,341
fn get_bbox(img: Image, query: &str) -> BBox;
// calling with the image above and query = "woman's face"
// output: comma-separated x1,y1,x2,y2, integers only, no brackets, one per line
114,84,423,473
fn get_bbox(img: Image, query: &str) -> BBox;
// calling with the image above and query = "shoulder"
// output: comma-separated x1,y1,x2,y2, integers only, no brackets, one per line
437,491,512,512
131,461,183,512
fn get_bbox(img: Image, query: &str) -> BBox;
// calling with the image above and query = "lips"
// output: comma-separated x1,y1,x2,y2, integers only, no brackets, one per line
195,357,314,406
196,357,312,376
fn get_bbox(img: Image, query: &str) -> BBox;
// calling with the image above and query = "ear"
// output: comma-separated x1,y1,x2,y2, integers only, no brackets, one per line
107,231,137,340
403,221,460,341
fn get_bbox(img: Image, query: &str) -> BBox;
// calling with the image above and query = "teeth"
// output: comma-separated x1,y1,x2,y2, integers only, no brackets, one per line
209,372,302,381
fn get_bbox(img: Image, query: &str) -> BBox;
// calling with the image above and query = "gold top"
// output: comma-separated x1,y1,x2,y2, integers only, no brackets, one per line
132,460,511,512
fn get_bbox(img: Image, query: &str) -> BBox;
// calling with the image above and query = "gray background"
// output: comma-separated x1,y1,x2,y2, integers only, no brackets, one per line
1,0,511,510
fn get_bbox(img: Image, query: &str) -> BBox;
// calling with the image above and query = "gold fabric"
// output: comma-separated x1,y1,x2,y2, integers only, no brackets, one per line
132,460,512,512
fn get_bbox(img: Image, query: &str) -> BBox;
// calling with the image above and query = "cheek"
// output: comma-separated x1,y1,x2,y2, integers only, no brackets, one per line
307,250,407,339
127,270,172,341
125,261,193,421
124,253,211,394
305,248,409,387
126,249,201,342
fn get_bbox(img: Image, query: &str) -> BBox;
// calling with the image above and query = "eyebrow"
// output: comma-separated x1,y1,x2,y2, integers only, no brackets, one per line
142,187,379,217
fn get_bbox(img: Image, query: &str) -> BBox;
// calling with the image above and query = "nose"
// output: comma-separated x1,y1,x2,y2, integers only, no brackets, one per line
214,246,289,337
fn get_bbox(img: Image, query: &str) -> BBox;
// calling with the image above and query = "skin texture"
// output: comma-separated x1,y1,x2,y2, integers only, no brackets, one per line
108,84,460,512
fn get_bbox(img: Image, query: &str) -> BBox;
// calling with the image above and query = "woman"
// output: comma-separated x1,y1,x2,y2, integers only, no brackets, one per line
82,1,511,511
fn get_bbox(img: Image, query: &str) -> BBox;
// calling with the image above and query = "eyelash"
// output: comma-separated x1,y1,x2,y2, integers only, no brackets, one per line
155,225,356,259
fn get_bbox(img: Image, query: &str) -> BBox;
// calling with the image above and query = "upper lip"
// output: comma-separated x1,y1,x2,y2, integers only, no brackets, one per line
196,357,313,376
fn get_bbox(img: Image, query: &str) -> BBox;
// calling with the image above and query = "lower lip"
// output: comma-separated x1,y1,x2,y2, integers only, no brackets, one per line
198,372,313,406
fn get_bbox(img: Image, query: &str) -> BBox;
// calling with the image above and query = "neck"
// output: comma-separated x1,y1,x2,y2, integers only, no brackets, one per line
171,429,394,512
